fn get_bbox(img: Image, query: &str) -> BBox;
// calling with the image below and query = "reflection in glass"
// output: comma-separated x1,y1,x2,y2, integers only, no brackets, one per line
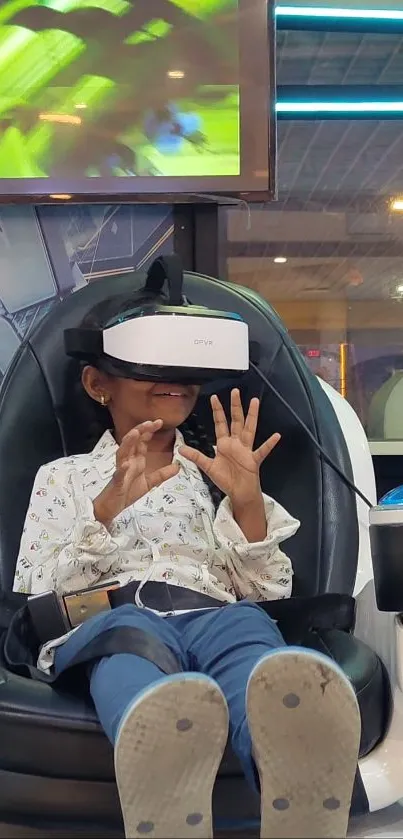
225,113,403,442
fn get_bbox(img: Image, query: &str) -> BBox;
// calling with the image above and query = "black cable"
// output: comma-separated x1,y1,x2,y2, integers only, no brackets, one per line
250,361,373,509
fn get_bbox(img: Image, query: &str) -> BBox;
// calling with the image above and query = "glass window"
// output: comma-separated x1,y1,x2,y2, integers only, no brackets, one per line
225,115,403,447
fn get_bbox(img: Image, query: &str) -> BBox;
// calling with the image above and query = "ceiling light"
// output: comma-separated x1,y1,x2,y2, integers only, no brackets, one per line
276,6,403,21
276,101,403,115
167,70,185,79
49,194,72,200
274,256,287,264
396,284,403,294
391,198,403,212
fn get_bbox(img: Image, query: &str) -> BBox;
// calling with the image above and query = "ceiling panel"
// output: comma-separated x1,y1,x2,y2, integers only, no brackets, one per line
277,121,403,204
276,29,403,85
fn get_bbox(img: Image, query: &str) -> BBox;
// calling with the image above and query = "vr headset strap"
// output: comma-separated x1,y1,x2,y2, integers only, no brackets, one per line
145,255,184,305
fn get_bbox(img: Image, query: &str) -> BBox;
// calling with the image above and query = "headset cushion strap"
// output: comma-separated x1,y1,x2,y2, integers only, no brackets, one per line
145,255,184,305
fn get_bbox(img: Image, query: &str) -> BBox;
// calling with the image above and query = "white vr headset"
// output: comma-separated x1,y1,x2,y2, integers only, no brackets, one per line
64,257,250,384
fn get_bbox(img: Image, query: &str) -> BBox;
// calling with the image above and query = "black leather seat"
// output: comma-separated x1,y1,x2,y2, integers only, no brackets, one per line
0,270,391,836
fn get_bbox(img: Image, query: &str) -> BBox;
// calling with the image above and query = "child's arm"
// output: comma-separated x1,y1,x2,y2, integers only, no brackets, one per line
231,493,267,543
213,493,299,601
13,463,130,596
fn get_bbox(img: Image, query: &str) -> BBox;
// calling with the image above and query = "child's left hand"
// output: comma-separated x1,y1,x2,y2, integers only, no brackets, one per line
179,389,280,507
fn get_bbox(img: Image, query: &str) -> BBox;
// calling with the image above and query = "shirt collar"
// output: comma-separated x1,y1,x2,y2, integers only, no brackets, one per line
91,430,117,479
91,428,200,481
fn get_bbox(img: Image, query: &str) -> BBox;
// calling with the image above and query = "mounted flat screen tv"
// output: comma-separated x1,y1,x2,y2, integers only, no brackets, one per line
0,0,274,202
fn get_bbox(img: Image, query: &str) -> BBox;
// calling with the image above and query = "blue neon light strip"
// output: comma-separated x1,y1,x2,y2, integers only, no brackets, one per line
276,101,403,113
275,5,403,117
276,6,403,21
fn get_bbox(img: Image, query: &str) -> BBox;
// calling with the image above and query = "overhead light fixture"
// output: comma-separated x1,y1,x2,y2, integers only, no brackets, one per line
276,101,403,115
391,198,403,212
396,284,403,294
274,256,287,264
167,70,185,79
276,6,403,21
49,194,72,200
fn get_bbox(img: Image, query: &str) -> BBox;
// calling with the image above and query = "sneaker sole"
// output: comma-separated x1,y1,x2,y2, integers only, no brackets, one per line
247,648,361,839
114,674,229,839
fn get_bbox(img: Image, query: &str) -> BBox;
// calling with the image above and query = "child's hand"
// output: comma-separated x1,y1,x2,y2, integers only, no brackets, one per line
93,420,179,528
179,389,280,507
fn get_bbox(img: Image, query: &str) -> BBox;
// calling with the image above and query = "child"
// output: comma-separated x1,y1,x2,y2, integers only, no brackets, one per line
14,291,361,839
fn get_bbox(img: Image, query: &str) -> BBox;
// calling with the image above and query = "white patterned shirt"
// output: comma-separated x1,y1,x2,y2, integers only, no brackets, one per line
14,430,299,669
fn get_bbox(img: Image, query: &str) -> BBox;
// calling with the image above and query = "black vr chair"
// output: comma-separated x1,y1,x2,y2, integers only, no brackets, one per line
0,257,393,836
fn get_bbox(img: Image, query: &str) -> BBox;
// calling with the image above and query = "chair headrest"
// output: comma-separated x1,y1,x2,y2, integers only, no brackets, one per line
0,270,358,596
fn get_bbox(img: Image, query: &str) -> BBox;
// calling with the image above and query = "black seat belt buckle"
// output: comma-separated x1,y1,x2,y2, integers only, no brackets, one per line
27,591,71,645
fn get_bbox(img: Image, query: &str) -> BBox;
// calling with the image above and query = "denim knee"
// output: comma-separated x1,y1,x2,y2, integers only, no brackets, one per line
222,600,286,644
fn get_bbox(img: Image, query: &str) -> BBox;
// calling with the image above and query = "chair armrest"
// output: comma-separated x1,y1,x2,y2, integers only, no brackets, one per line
302,628,391,758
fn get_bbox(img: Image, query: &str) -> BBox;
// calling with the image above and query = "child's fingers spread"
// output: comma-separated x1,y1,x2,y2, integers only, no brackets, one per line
242,398,260,448
136,419,163,435
179,445,213,476
230,389,245,438
124,454,146,478
134,420,163,444
117,421,162,463
148,463,180,490
254,432,281,465
136,438,148,458
211,394,229,439
117,428,140,464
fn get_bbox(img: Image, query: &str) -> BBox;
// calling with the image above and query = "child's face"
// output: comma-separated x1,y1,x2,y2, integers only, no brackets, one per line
82,366,200,434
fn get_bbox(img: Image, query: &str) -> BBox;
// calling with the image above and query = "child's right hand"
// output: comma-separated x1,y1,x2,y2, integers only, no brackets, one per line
93,421,179,528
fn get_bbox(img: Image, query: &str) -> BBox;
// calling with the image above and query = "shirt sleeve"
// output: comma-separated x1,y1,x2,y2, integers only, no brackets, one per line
213,493,299,601
13,463,131,596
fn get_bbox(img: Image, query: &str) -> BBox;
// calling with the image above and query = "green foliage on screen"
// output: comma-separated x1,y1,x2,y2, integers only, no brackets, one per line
0,0,240,178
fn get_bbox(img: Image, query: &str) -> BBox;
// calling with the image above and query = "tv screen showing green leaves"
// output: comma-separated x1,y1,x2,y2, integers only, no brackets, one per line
0,0,273,200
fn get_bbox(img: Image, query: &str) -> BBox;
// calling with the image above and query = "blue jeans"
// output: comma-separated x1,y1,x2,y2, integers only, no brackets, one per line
54,600,285,788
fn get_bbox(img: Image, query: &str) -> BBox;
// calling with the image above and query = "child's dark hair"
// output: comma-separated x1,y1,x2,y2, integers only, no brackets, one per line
68,288,224,511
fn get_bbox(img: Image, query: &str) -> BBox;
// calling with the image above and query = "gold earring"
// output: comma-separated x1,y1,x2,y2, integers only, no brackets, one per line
100,395,106,406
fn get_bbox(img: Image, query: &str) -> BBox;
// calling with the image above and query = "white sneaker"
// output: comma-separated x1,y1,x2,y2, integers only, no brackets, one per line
247,647,361,839
114,673,229,839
